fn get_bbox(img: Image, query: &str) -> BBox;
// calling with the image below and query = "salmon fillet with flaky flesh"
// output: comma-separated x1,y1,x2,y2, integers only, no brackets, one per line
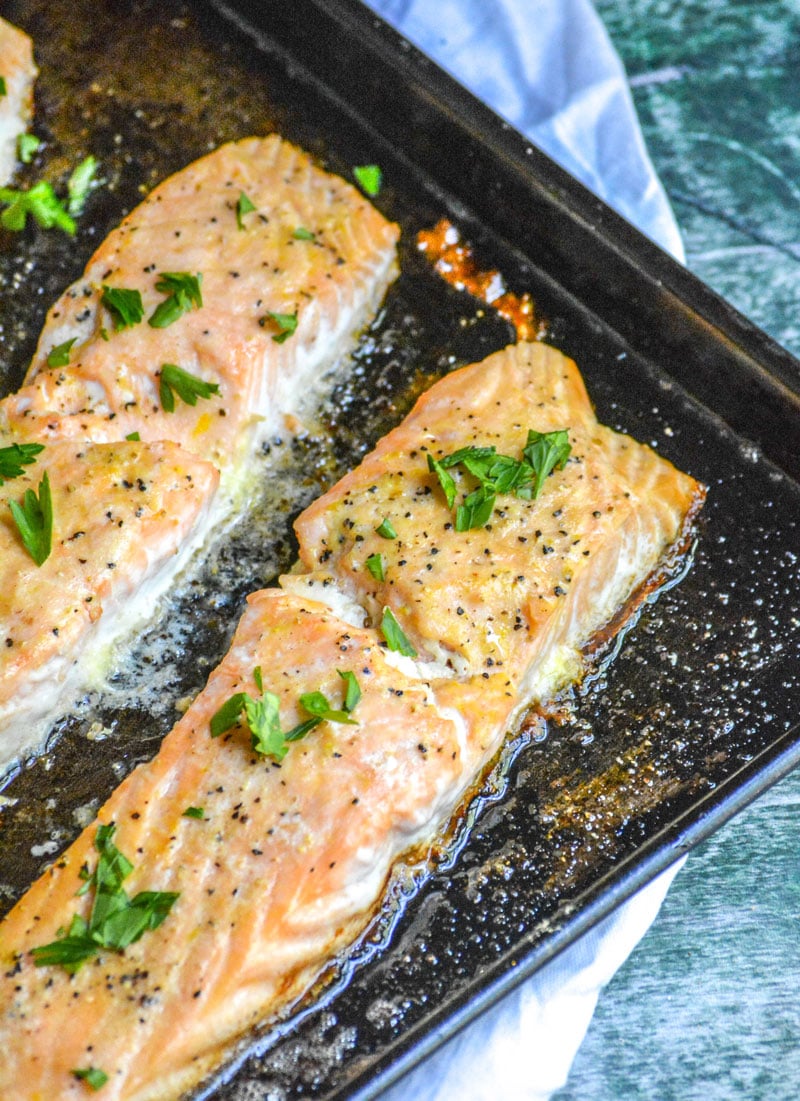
0,17,36,186
3,135,399,496
0,135,399,769
290,341,705,700
0,439,219,775
0,589,517,1101
0,341,704,1100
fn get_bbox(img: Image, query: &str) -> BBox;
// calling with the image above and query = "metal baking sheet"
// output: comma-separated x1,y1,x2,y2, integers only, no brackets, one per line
1,1,799,1098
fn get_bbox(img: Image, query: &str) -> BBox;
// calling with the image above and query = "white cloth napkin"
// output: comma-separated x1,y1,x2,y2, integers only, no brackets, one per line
360,1,687,1097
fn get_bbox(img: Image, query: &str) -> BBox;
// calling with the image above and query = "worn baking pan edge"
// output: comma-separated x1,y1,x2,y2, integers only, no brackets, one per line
345,721,800,1099
215,0,800,485
199,1,800,1096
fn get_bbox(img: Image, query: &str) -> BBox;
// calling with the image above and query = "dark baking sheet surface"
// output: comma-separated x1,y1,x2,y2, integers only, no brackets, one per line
1,1,799,1098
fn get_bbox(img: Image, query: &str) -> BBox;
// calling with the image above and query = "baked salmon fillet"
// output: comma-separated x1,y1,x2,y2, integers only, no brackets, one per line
290,341,705,698
4,135,399,495
0,590,516,1100
0,341,704,1099
0,17,36,186
0,438,219,774
0,135,399,768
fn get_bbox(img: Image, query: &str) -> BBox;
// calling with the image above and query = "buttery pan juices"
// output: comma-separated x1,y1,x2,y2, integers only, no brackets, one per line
0,134,400,776
0,339,704,1099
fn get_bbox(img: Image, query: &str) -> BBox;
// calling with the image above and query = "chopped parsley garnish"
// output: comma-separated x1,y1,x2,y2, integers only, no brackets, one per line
46,337,77,368
262,310,298,344
455,484,495,531
31,823,179,973
17,132,40,164
125,431,141,442
523,429,572,496
148,272,203,329
67,155,101,216
428,429,572,531
182,806,205,820
158,364,220,413
101,285,144,331
211,667,361,761
72,1067,109,1091
353,164,382,197
9,471,52,566
375,518,397,539
0,181,75,234
236,191,256,229
0,441,44,485
0,77,6,97
380,607,417,657
292,226,316,241
339,669,362,713
365,552,385,581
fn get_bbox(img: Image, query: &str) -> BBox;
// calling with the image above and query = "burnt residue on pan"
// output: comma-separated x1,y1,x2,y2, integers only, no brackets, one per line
0,2,799,1099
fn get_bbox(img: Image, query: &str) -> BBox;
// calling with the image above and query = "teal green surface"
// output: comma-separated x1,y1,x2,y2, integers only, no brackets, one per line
555,3,800,1098
599,0,800,355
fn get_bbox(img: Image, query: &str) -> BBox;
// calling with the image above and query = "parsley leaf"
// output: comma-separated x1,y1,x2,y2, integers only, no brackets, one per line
380,607,417,657
17,133,40,164
0,77,6,98
365,552,385,581
101,285,144,331
182,806,205,820
292,226,316,241
296,689,358,726
523,429,572,498
209,691,249,738
0,181,75,234
46,337,77,368
426,455,457,509
97,890,177,950
32,823,178,973
262,311,298,344
375,518,397,539
455,484,496,532
244,691,287,759
353,164,382,196
428,430,572,529
339,669,362,713
236,191,256,229
9,470,53,565
125,431,141,442
29,916,98,972
211,669,361,759
158,364,220,413
72,1066,109,1091
0,442,44,485
282,716,321,743
148,272,203,329
67,155,101,216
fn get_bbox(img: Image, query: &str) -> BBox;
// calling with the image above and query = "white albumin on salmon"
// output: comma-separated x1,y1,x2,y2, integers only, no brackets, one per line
0,342,705,1099
0,17,36,186
6,135,399,490
0,135,400,771
290,342,705,700
0,439,219,775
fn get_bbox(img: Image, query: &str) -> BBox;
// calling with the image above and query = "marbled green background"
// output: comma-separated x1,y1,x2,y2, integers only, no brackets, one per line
555,4,800,1098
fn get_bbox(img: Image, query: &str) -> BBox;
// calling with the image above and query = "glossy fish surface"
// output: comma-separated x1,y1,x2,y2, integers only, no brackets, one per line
0,17,36,186
0,438,219,774
7,135,399,490
292,342,705,697
0,341,704,1100
0,589,512,1100
0,134,399,768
